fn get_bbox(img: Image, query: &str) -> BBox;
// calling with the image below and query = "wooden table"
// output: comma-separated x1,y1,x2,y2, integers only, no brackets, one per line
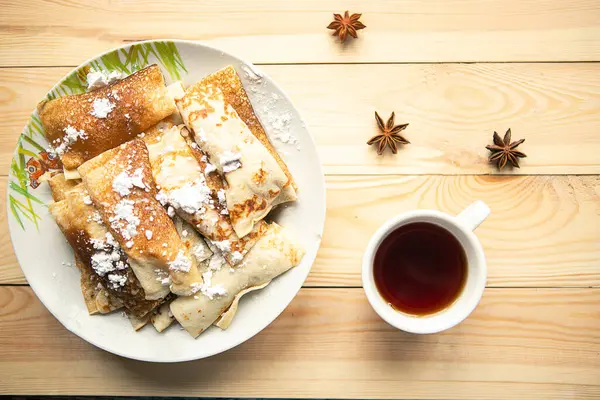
1,1,600,399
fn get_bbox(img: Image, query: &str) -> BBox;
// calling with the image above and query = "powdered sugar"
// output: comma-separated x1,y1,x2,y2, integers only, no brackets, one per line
203,162,217,175
211,239,231,254
240,63,300,151
155,269,171,286
109,199,140,241
51,125,88,156
217,189,227,205
230,251,244,263
88,211,103,224
86,69,123,91
112,168,146,196
191,270,227,300
155,191,168,205
219,151,242,173
107,273,128,289
168,250,192,272
145,230,153,240
160,177,213,215
91,98,115,118
269,113,299,149
90,239,127,278
206,241,226,271
196,128,208,143
83,195,93,205
193,242,212,261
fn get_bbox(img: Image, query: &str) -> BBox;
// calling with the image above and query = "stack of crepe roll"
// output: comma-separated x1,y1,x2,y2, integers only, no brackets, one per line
41,64,305,337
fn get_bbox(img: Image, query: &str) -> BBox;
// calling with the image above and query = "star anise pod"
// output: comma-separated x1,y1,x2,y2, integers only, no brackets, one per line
367,112,409,155
327,11,366,42
485,128,526,169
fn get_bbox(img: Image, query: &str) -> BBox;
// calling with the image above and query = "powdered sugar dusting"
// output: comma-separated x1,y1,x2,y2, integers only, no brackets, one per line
240,63,300,151
159,176,213,215
112,168,146,196
86,69,123,90
107,273,128,289
91,98,115,119
50,125,88,156
191,270,227,300
230,251,244,263
168,250,192,272
109,199,140,241
219,151,242,173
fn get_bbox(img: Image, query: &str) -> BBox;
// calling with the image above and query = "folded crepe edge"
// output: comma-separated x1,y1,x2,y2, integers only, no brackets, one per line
127,311,151,331
214,281,270,330
150,300,175,333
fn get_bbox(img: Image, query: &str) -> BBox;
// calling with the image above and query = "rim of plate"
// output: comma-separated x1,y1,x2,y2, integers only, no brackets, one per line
7,39,326,362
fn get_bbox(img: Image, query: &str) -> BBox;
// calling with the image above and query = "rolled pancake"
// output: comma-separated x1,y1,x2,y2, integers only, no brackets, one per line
143,121,268,265
74,242,123,315
170,223,305,338
201,65,297,192
48,185,159,317
39,64,176,171
78,140,203,298
176,80,296,238
49,173,120,315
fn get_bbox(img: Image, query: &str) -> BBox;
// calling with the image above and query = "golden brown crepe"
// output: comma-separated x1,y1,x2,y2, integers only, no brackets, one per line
48,173,79,201
78,140,203,298
39,64,176,171
203,65,296,191
48,173,121,314
48,184,159,317
170,222,305,338
175,74,296,238
74,242,123,314
143,120,268,265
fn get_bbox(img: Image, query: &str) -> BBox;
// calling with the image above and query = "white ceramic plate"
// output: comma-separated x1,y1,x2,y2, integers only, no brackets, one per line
7,40,326,362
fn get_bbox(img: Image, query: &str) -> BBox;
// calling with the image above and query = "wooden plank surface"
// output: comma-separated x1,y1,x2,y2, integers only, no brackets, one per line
1,286,599,399
1,0,600,65
2,63,600,175
2,175,599,287
2,1,600,398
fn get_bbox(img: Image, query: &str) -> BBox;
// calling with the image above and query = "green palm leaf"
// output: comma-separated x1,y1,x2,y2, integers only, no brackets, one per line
147,41,187,80
21,134,46,153
17,147,39,159
9,198,25,230
9,181,44,204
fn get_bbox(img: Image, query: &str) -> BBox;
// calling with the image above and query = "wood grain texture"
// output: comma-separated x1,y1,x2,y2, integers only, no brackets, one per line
1,0,600,65
1,63,600,175
0,286,598,398
2,175,599,287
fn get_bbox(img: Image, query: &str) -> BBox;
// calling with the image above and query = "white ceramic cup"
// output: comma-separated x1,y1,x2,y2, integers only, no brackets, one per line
362,201,491,334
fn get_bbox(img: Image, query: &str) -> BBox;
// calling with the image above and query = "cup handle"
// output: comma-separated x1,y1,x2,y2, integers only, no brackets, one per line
456,200,490,231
